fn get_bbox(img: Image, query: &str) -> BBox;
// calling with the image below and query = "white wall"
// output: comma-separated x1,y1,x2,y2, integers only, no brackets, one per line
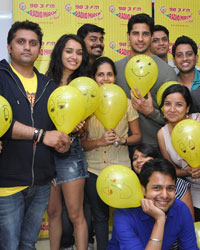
1,0,12,11
0,0,12,60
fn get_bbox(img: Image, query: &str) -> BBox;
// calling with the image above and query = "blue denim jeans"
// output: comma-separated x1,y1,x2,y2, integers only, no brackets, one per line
85,172,109,250
0,184,50,250
55,137,88,184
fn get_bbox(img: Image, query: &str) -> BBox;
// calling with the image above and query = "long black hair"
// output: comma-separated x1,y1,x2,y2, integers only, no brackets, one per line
46,34,90,85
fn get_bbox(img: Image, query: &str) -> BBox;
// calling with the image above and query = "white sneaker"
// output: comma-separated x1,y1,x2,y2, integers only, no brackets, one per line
88,243,94,250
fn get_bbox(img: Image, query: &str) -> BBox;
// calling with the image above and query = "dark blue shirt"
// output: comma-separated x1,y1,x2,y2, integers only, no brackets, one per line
107,199,198,250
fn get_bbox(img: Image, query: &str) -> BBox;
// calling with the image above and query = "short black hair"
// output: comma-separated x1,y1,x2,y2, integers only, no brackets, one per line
127,13,154,35
139,158,176,189
77,24,105,40
160,84,192,109
91,56,117,79
7,20,43,47
172,35,198,57
133,143,160,159
153,25,169,38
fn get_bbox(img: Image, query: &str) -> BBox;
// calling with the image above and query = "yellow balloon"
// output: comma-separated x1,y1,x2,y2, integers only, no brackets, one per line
171,119,200,168
69,77,100,120
48,86,86,134
0,95,12,137
194,222,200,249
94,84,127,129
156,81,181,107
125,55,158,97
96,165,144,208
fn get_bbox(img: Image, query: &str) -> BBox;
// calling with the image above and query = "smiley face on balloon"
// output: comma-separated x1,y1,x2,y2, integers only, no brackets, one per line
97,165,143,208
125,55,158,97
102,175,133,200
94,84,127,130
171,119,200,168
48,86,86,134
0,96,13,137
69,77,100,120
48,96,67,127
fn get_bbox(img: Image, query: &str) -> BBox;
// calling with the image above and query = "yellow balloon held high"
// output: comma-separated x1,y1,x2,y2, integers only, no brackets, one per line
171,119,200,168
0,95,12,137
97,165,143,208
125,55,158,97
69,77,100,120
47,86,86,134
94,84,127,130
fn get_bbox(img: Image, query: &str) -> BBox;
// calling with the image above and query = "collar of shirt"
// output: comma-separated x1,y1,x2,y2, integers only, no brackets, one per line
192,68,200,91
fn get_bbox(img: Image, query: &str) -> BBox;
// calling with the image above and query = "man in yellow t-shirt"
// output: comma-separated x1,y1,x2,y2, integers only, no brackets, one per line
0,20,70,250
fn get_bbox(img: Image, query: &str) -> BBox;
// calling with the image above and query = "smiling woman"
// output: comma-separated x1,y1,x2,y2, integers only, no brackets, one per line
81,56,141,250
157,84,200,222
46,34,90,250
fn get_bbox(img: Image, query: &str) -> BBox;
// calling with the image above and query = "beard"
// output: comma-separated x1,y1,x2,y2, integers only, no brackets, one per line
131,44,151,55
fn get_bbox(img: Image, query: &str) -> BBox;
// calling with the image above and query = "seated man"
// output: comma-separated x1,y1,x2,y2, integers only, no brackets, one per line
107,158,198,250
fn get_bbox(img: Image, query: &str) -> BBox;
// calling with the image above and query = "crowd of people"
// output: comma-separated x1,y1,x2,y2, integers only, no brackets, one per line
0,12,200,250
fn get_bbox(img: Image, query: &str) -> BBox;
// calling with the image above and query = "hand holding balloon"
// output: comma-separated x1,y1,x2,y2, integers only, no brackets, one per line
130,88,154,115
184,166,193,177
191,167,200,179
113,130,126,146
43,130,71,153
72,120,85,133
97,129,116,147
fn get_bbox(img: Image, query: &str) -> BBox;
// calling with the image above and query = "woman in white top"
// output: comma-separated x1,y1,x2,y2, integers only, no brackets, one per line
157,84,199,221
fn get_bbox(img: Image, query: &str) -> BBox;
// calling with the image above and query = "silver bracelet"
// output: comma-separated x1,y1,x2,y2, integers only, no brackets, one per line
149,238,162,243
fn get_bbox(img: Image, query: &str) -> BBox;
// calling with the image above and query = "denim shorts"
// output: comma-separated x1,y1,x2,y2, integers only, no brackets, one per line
55,137,88,184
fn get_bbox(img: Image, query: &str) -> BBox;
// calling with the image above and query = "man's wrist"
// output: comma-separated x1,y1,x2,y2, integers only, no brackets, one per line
149,238,162,243
33,128,40,142
33,128,46,144
147,108,156,117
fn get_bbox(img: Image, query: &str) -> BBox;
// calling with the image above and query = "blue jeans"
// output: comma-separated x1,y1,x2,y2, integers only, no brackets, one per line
85,172,109,250
0,184,50,250
55,137,88,184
